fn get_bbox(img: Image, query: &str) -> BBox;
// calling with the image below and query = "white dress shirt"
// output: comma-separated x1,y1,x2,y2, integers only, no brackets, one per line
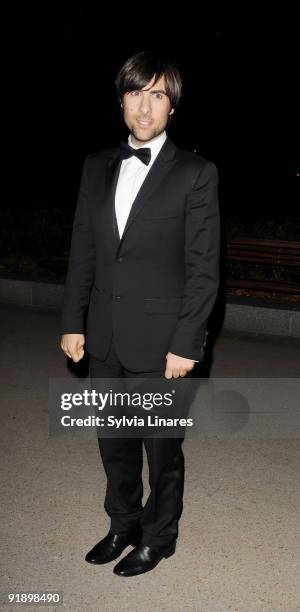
114,131,199,363
115,130,167,238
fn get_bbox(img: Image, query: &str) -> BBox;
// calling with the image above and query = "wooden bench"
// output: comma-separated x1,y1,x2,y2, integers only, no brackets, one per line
226,238,300,295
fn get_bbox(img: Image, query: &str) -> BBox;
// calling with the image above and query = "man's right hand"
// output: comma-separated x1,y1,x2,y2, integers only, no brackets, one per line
60,334,85,362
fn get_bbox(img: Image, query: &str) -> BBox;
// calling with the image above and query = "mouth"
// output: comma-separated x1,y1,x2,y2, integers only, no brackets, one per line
137,120,152,128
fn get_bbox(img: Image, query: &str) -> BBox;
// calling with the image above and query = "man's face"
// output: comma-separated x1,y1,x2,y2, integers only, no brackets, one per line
121,74,174,147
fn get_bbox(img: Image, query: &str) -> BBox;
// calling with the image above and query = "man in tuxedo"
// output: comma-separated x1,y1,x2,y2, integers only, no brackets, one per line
60,51,220,576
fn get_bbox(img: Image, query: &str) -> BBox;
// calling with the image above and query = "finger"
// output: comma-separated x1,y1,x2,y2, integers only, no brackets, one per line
179,369,187,377
73,349,84,362
62,346,72,359
164,368,173,379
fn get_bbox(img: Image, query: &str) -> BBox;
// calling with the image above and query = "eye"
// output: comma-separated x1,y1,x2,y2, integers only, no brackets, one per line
130,90,140,96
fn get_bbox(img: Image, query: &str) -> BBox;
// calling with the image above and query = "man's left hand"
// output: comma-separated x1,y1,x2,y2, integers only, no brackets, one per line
164,352,196,379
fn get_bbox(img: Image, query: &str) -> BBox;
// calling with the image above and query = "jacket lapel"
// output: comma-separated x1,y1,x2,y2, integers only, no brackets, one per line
104,154,122,248
104,137,178,255
122,138,177,241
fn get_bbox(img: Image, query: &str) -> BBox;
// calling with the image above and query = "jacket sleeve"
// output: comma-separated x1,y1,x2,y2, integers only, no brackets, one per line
168,160,220,361
60,156,96,334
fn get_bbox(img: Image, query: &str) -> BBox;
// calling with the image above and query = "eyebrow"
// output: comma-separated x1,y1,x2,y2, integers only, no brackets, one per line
141,89,168,95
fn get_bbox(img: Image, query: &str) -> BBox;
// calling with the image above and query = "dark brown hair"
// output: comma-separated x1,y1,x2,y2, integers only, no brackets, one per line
115,51,183,110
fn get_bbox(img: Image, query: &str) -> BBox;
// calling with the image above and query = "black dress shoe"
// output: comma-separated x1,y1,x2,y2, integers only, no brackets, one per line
85,530,142,564
113,542,176,576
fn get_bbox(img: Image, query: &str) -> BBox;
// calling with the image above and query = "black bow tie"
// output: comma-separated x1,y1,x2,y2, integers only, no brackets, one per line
119,142,151,166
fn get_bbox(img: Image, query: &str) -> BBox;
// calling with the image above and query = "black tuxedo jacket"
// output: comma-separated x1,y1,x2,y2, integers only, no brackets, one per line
61,136,220,371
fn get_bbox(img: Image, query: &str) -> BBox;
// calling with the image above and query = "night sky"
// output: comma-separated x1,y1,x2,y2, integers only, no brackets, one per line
13,4,299,216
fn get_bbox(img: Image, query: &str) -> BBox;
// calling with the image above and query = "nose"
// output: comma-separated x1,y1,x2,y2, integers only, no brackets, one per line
138,92,152,115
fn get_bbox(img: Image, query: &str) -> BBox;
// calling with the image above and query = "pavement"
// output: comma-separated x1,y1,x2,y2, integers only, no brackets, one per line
1,304,300,612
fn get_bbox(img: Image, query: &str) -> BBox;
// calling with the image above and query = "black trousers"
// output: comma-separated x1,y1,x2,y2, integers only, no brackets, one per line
89,334,192,548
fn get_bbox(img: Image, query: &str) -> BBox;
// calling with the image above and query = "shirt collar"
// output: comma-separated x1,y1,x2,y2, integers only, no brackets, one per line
128,131,167,160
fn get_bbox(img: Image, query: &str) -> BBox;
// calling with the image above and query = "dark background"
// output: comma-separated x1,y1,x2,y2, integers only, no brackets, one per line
3,3,299,278
13,4,298,211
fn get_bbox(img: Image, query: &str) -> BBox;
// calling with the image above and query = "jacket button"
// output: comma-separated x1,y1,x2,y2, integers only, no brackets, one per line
115,295,121,300
117,256,123,263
